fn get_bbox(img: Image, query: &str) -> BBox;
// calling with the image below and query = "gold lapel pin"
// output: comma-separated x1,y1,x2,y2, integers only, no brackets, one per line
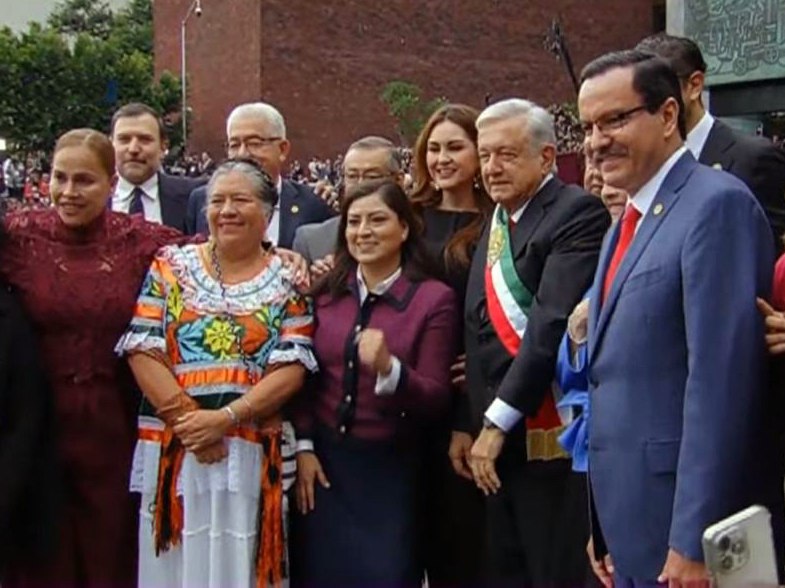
291,204,300,214
653,203,664,216
712,163,723,170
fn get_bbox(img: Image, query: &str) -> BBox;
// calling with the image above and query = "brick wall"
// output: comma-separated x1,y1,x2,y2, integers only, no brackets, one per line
155,0,654,162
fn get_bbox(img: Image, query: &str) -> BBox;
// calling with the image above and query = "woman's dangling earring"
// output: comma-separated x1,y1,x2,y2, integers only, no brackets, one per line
473,175,482,191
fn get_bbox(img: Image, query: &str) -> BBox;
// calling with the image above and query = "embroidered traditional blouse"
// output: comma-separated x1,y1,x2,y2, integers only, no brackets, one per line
116,243,317,495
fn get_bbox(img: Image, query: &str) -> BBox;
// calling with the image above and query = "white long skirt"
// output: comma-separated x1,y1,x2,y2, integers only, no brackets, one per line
132,421,295,588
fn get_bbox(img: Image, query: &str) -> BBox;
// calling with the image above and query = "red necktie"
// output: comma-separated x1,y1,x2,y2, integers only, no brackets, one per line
602,205,642,301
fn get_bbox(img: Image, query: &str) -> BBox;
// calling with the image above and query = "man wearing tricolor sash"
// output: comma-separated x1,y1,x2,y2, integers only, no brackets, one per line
456,98,610,586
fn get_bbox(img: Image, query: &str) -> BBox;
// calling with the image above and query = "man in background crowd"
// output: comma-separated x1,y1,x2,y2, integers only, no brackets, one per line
292,135,404,266
110,102,203,232
637,33,785,250
185,102,334,246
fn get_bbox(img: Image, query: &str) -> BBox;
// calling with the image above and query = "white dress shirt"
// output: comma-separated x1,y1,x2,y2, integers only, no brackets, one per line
685,112,714,160
113,173,162,224
266,177,283,246
628,145,688,231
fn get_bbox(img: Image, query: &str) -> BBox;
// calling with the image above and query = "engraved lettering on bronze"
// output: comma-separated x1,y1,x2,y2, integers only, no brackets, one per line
685,0,785,84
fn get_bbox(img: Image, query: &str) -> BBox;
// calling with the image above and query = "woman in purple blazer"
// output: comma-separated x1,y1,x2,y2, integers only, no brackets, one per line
292,180,459,587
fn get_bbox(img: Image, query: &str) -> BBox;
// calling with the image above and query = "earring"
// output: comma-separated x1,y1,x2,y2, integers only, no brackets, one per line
473,175,482,191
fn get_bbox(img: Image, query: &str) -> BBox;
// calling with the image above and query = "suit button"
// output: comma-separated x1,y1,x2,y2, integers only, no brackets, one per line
339,425,347,434
400,411,407,418
348,360,354,369
344,394,352,403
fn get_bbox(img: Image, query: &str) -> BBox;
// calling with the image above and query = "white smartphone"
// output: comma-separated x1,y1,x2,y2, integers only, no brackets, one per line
702,505,779,588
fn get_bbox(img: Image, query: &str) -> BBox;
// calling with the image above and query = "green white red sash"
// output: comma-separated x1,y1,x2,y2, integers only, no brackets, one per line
484,205,568,461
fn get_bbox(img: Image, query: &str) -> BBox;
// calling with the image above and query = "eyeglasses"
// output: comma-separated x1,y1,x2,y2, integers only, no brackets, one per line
343,171,394,183
581,105,648,137
226,137,282,153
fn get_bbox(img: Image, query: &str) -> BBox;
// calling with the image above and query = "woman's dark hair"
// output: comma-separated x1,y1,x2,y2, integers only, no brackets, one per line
315,179,434,298
410,103,493,272
580,49,687,140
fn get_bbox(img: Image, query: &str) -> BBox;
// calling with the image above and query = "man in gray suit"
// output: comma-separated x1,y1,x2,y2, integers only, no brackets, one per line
292,136,404,267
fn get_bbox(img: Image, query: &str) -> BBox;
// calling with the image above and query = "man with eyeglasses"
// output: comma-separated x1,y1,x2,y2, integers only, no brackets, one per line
185,102,334,244
637,33,785,252
579,49,781,588
292,136,404,268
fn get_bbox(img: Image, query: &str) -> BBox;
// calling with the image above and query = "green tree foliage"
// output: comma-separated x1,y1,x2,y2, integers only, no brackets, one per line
48,0,114,39
0,0,180,155
380,81,447,146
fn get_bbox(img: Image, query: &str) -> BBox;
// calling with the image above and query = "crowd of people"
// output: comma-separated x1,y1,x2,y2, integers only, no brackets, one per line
3,31,785,588
283,104,581,192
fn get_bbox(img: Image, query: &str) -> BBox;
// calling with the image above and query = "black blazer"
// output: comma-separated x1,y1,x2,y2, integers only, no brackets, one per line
699,119,785,250
460,178,610,448
0,285,58,576
185,179,335,248
158,172,206,233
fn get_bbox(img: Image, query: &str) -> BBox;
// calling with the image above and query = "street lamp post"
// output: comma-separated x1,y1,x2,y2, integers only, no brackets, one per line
181,0,202,153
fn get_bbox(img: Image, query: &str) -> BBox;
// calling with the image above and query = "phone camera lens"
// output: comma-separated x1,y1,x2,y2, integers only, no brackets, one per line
731,539,746,555
719,536,731,552
720,555,734,571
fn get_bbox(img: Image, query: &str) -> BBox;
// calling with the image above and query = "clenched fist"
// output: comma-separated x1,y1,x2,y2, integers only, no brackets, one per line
356,328,393,375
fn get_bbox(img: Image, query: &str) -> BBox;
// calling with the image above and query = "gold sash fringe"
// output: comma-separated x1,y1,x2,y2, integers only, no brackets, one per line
526,425,570,462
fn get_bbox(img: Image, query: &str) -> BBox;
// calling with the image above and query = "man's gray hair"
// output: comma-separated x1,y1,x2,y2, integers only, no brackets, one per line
476,98,557,152
345,135,402,172
226,102,287,139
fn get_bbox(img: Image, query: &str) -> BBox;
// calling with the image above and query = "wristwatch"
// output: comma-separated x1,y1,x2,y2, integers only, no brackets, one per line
483,416,500,430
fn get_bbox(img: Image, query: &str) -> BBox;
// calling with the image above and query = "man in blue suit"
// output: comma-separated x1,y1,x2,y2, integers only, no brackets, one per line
186,102,334,245
578,49,778,587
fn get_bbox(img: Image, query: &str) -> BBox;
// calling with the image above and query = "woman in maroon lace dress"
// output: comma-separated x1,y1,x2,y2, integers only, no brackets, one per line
0,129,184,588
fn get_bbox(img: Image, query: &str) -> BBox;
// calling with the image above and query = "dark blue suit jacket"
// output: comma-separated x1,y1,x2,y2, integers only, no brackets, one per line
185,179,334,248
157,172,205,232
699,119,785,252
586,151,777,580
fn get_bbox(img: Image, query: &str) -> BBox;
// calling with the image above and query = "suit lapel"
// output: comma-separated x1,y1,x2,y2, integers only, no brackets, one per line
591,153,696,357
278,181,295,247
698,120,736,171
588,223,619,361
511,178,559,258
467,219,491,316
157,173,175,227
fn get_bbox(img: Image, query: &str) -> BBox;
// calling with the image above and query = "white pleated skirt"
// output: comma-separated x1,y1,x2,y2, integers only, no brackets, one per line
133,421,295,588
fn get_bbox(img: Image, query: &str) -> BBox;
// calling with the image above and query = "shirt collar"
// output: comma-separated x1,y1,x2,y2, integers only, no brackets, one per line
685,112,715,159
629,146,687,218
509,172,554,223
273,176,283,210
115,172,159,201
356,265,403,303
